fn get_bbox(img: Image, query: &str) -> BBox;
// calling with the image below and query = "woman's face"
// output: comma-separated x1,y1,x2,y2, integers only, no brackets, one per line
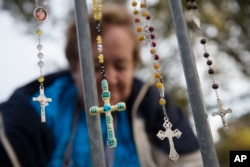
73,25,135,106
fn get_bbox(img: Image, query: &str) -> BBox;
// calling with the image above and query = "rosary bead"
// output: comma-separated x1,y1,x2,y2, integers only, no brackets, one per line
146,15,151,20
208,68,214,74
156,82,163,89
37,44,43,50
154,54,159,60
148,26,154,32
37,52,44,58
151,41,157,47
150,33,155,39
38,61,44,67
36,29,42,36
150,48,156,54
159,98,166,105
38,76,45,83
96,35,102,44
97,44,103,53
203,52,209,58
154,63,160,69
131,1,137,7
141,10,147,17
140,2,146,8
138,35,145,41
136,26,143,32
155,73,161,79
95,23,101,34
134,18,140,23
200,38,206,44
212,83,219,89
207,60,213,66
98,54,104,63
133,9,139,15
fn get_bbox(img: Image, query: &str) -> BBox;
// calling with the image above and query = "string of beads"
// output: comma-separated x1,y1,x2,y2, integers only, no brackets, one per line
92,0,106,80
186,0,232,132
33,1,48,88
32,0,52,123
89,0,127,148
131,0,167,116
131,0,182,162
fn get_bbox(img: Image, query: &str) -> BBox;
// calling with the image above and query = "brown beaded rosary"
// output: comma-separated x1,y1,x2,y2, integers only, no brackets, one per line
186,0,232,132
131,0,182,162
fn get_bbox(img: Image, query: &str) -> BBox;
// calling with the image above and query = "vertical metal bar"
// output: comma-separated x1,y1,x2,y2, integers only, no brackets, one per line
74,0,106,166
168,0,219,167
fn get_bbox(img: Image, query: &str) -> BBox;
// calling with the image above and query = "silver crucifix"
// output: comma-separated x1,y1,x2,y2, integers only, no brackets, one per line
212,100,232,132
33,86,52,122
157,118,182,162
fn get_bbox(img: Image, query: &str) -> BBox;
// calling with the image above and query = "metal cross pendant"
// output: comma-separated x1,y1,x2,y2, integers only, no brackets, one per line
157,118,182,162
33,86,52,122
89,79,126,148
212,101,232,132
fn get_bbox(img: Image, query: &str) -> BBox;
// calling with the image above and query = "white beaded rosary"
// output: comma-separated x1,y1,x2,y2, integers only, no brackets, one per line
32,0,52,123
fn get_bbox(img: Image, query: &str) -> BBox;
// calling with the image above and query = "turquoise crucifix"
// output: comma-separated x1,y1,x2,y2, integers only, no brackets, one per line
89,79,126,148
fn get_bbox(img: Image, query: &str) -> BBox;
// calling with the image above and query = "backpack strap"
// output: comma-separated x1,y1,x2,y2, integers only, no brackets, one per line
131,81,158,167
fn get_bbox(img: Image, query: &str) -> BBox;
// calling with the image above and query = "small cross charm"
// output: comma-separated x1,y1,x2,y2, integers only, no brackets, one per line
212,101,232,132
89,79,126,148
33,86,52,122
157,118,182,162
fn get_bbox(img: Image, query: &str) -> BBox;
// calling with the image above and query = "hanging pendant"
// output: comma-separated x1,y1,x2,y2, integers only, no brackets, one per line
34,6,48,22
157,117,182,162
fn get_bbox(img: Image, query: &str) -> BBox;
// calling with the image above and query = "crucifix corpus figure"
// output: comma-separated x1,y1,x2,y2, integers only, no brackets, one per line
89,79,126,148
212,100,232,132
33,86,52,122
157,118,182,162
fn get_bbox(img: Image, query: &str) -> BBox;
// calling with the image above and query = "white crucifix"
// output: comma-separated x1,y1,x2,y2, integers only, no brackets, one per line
157,118,182,162
89,79,126,148
212,101,232,132
33,86,52,122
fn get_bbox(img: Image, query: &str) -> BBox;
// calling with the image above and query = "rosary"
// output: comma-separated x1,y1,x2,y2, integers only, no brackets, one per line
89,0,126,148
32,0,52,123
186,0,232,132
131,0,182,162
